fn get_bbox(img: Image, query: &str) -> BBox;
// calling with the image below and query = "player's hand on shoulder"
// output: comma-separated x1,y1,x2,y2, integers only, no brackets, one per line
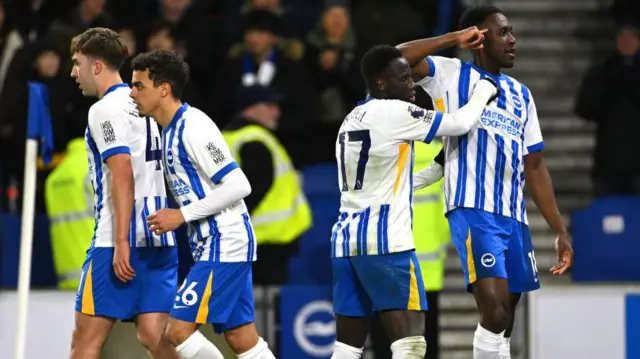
550,232,574,275
472,78,500,104
147,208,185,235
113,242,135,283
456,26,487,50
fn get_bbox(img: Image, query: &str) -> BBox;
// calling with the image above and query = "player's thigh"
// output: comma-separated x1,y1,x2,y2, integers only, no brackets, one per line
72,311,115,348
138,246,179,315
447,208,509,292
332,256,374,318
170,261,249,331
214,264,256,342
351,251,428,313
75,247,139,320
351,251,427,340
505,223,541,293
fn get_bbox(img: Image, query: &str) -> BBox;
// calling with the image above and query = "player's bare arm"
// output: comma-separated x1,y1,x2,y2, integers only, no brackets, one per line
524,152,574,275
106,153,136,282
396,27,486,79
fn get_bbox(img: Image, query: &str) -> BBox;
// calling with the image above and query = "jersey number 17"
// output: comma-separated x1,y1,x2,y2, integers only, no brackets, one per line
339,130,371,192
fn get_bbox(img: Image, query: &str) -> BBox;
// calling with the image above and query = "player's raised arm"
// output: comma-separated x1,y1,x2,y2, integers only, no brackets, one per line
396,27,486,79
522,98,574,275
390,78,498,145
88,105,135,282
179,122,252,223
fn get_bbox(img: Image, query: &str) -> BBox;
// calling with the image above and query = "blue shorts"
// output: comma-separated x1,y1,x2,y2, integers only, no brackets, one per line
332,250,428,317
170,261,255,334
447,208,540,293
75,246,178,320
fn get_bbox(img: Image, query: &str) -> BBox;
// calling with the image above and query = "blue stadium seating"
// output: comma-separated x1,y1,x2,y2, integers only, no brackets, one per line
571,196,640,282
291,163,339,285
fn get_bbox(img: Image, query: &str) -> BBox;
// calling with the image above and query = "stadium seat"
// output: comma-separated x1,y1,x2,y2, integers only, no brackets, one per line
0,214,56,288
571,196,640,282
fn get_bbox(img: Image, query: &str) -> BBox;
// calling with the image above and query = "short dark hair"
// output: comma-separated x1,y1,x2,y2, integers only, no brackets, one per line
459,5,504,30
130,50,190,99
70,27,128,69
360,45,403,87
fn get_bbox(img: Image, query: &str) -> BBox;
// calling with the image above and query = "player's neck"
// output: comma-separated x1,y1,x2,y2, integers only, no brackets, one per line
96,73,125,99
473,56,501,76
154,100,184,129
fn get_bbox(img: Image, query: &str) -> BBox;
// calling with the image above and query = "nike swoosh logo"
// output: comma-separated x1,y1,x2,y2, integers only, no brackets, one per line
173,305,189,309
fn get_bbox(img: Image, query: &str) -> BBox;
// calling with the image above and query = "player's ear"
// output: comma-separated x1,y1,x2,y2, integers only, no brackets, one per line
160,83,170,98
377,79,385,91
93,60,101,76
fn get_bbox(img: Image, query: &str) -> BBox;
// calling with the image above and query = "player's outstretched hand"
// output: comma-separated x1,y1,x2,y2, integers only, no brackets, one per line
113,243,135,282
472,78,500,104
457,26,487,50
147,208,185,235
550,233,574,275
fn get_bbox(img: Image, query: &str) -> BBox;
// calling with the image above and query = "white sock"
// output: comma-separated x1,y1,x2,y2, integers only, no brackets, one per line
473,323,504,359
390,336,427,358
330,341,363,359
499,337,511,358
175,330,224,359
237,337,276,359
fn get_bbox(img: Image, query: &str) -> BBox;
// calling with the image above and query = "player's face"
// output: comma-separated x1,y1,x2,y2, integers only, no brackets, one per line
382,57,416,102
70,52,99,97
482,13,516,68
130,70,162,116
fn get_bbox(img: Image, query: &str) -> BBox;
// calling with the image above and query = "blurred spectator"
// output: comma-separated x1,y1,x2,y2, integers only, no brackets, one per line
304,1,363,124
226,0,315,42
48,0,116,55
350,0,425,51
223,10,318,166
117,27,136,83
138,0,220,116
44,116,93,290
0,39,84,212
575,24,640,197
223,85,312,285
144,21,201,107
4,0,73,42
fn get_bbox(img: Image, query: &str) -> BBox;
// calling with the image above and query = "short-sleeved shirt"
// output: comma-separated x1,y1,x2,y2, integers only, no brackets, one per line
85,83,174,248
417,56,543,224
162,104,257,263
331,98,444,257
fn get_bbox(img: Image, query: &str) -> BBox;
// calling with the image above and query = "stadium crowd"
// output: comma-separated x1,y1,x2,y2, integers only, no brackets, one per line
0,0,465,214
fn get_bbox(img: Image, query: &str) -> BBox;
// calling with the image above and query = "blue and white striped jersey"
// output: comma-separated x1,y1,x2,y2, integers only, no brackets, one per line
331,98,444,258
162,103,257,262
417,56,544,224
85,83,175,248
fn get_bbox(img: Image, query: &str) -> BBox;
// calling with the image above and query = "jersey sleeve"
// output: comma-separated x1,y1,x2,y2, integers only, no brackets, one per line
183,119,239,184
386,100,444,144
415,56,461,101
523,96,544,155
87,104,131,162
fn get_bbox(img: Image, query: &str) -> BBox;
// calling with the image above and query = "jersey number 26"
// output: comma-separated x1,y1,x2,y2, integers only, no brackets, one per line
339,130,371,191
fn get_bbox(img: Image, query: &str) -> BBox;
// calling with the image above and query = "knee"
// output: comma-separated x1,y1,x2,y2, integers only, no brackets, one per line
390,336,427,358
482,302,509,331
224,323,259,354
164,320,193,347
136,327,163,351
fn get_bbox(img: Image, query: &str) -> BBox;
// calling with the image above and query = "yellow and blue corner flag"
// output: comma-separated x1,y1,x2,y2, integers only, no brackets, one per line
27,82,54,166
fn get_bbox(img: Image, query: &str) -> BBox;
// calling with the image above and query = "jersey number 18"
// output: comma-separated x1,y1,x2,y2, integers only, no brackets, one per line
339,130,371,192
